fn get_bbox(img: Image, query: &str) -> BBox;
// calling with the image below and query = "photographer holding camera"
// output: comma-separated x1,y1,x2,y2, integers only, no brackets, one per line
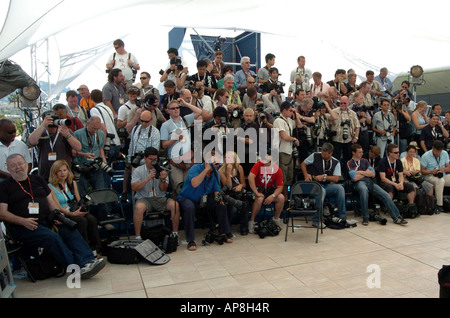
128,110,161,168
159,56,188,92
27,111,82,182
372,98,397,158
421,140,450,212
328,96,360,168
261,68,284,113
189,59,218,98
218,151,250,235
247,149,285,234
391,99,412,153
131,147,180,240
177,150,232,251
48,160,101,254
349,92,372,154
420,113,449,153
0,154,105,279
294,97,317,162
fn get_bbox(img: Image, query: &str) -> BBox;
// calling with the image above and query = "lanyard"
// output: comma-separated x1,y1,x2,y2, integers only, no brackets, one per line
388,160,397,176
16,177,34,202
352,159,360,171
47,130,60,152
323,159,332,174
85,128,99,152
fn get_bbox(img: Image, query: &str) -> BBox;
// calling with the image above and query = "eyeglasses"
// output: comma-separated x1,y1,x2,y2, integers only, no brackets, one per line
114,46,120,50
140,120,151,123
128,87,140,92
392,151,400,154
7,161,27,169
140,77,148,80
169,107,180,110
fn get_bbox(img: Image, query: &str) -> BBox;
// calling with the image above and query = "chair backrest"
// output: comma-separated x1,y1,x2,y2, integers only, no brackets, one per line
87,189,120,205
290,181,324,198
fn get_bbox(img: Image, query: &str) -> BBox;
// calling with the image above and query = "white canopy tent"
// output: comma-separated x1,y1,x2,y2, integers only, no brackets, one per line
1,0,450,105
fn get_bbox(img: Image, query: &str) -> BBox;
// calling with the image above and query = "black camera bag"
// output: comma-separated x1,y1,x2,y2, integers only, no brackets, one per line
107,240,143,265
255,219,281,238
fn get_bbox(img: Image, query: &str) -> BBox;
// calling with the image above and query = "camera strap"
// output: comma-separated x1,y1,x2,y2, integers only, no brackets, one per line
58,183,73,205
133,125,153,155
46,129,60,153
85,128,99,152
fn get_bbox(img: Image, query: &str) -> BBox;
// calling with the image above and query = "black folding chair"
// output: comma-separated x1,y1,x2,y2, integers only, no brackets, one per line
284,181,324,243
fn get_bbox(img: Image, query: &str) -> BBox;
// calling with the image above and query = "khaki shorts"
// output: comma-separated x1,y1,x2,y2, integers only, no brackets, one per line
279,152,293,186
136,197,170,213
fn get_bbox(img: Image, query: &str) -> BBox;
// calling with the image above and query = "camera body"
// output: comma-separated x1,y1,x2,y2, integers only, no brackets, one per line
215,185,248,211
68,194,93,213
340,119,351,140
290,195,316,210
152,159,171,179
72,157,115,179
131,151,145,168
42,111,71,127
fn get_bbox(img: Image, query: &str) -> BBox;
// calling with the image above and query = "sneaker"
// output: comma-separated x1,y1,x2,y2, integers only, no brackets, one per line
362,218,369,226
248,221,255,234
80,258,106,279
273,217,282,228
394,218,408,225
312,221,326,229
437,206,444,213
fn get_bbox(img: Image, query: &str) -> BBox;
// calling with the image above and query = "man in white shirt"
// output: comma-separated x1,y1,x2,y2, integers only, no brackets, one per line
290,55,312,86
106,39,140,86
0,119,32,182
273,101,303,198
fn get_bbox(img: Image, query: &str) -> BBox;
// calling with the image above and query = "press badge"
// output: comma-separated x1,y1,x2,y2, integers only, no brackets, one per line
119,97,125,104
28,202,39,215
48,152,57,161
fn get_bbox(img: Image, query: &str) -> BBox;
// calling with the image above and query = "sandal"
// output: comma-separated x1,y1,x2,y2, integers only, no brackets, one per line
187,240,197,251
221,234,233,243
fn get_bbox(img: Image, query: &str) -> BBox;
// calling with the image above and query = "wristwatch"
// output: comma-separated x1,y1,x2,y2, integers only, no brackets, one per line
323,174,327,182
272,194,276,198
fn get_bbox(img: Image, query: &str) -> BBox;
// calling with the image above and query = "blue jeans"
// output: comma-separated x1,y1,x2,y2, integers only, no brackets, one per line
312,183,347,222
78,169,110,219
354,178,400,219
8,222,94,268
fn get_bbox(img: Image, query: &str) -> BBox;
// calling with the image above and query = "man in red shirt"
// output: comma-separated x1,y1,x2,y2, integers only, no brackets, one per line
247,151,285,234
52,104,84,133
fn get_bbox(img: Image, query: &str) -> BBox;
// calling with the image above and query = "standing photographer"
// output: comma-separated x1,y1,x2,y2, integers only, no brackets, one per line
372,98,397,158
27,111,82,182
349,92,372,154
131,147,180,240
391,100,412,154
128,110,161,168
328,96,360,168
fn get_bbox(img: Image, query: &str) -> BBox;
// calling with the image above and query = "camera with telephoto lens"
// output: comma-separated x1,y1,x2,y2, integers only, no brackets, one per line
103,133,116,156
42,111,71,127
312,96,325,110
267,81,285,95
73,157,115,178
47,209,78,230
215,185,248,211
131,151,145,168
341,119,351,140
68,194,93,213
152,159,171,179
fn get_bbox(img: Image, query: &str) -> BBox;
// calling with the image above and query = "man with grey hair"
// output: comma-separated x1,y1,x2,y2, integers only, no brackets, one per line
374,67,394,98
221,74,243,129
235,56,257,92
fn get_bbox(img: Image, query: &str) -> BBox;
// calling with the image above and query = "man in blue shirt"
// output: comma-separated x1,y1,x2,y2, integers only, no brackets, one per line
177,151,231,251
348,144,407,225
421,140,450,212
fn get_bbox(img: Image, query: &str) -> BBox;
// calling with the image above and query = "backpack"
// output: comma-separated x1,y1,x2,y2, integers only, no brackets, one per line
24,251,65,280
415,193,437,215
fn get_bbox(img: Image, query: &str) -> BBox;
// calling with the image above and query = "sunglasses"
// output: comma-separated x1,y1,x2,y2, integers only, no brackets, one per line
169,107,180,110
392,151,400,154
140,120,151,123
140,77,148,80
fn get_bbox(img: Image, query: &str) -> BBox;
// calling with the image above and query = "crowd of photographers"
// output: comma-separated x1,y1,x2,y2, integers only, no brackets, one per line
2,39,450,259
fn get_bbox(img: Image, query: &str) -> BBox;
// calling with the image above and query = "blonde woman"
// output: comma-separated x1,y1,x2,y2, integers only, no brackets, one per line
401,144,434,197
218,151,249,236
411,101,429,146
48,160,101,254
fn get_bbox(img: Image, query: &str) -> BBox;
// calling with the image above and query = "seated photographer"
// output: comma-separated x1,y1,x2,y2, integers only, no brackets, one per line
348,144,408,226
128,110,161,168
421,140,450,213
52,103,84,133
177,150,232,251
372,98,397,158
27,111,82,182
378,144,416,206
218,151,250,236
238,108,259,175
420,113,449,153
363,145,381,172
300,142,347,229
48,160,101,254
0,154,105,279
401,144,434,197
411,101,429,147
247,149,285,234
131,147,180,240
